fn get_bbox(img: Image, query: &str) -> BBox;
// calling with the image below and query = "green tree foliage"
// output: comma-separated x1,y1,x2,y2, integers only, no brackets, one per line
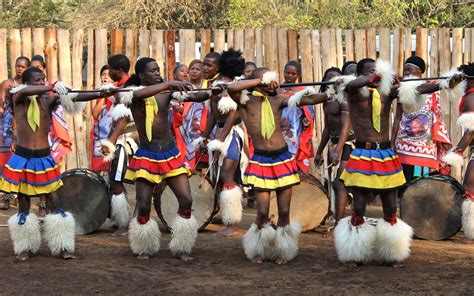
0,0,472,29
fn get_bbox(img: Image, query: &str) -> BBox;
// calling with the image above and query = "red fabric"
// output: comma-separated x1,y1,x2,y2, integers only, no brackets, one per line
345,156,402,175
384,213,398,225
465,191,474,202
296,105,315,173
3,165,61,185
459,87,474,115
173,102,193,167
116,75,130,88
245,158,298,179
128,154,184,176
0,152,11,167
350,211,365,226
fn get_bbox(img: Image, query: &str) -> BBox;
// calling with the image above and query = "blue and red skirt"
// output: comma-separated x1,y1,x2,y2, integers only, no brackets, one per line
0,146,63,196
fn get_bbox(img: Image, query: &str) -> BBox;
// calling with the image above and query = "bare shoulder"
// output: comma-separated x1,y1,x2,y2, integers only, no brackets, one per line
464,92,474,112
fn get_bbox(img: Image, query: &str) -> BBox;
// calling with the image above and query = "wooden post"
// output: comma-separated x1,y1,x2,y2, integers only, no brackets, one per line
234,29,244,51
438,28,451,168
95,29,108,88
429,29,439,78
288,29,298,62
57,29,76,170
392,28,404,76
268,28,279,74
200,29,211,58
344,30,354,61
244,28,255,63
321,29,332,71
110,29,124,55
178,29,195,66
354,29,367,61
44,28,58,83
21,28,32,58
469,29,474,64
8,29,21,77
0,29,7,81
311,30,322,83
165,30,176,81
277,29,288,80
464,28,472,64
378,28,391,62
263,27,271,68
415,28,428,76
151,30,165,73
125,29,138,73
86,29,95,90
335,28,343,68
255,29,263,67
32,28,45,57
404,28,412,59
139,29,150,58
72,29,89,169
451,28,463,181
300,30,313,82
366,28,376,59
329,29,337,67
226,29,234,49
213,29,225,53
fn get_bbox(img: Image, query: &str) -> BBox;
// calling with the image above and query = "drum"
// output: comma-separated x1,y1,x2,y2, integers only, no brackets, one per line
156,170,217,232
268,173,330,232
400,174,464,240
55,169,110,235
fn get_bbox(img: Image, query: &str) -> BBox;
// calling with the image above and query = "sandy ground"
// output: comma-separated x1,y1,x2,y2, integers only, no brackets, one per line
0,186,473,295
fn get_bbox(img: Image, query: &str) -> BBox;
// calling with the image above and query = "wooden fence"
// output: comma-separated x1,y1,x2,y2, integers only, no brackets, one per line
0,27,473,179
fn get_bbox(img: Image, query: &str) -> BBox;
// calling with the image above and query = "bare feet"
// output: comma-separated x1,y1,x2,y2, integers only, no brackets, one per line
216,225,240,237
250,256,263,264
175,253,194,262
137,254,150,260
344,262,358,267
275,257,288,265
111,228,128,236
390,262,406,268
15,252,29,261
60,251,76,260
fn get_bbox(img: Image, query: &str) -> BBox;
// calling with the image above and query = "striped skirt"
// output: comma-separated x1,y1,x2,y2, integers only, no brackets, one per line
244,146,300,191
340,148,406,190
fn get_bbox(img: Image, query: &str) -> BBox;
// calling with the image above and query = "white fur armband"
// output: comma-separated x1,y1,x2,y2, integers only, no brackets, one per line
240,90,250,105
53,81,70,95
118,86,144,106
439,69,467,101
398,76,425,114
99,139,116,162
192,137,206,149
9,84,27,94
441,148,464,166
59,94,85,115
111,103,133,121
207,139,226,154
172,91,189,101
335,75,356,103
261,71,279,85
457,112,474,131
99,83,115,92
218,95,238,113
288,87,317,108
375,59,396,96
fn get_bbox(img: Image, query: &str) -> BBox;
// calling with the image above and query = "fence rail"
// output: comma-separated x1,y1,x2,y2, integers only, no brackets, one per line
0,27,472,179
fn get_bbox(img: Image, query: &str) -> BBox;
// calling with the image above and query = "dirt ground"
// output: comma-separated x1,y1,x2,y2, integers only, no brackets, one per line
0,187,473,295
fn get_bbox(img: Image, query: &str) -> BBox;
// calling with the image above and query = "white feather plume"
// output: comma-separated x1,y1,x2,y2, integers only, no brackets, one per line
261,71,279,85
441,148,464,166
118,86,144,106
99,139,116,162
375,59,396,96
59,94,86,115
439,68,467,102
111,103,133,121
335,75,356,103
218,95,238,113
398,75,426,113
240,90,250,105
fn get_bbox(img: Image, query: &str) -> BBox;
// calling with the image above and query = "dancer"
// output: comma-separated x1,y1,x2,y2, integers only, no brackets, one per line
2,67,111,261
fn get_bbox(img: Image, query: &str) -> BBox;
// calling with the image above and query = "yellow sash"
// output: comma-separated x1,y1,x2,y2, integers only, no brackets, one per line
369,88,381,133
202,72,221,89
27,96,40,132
145,96,158,141
252,91,275,140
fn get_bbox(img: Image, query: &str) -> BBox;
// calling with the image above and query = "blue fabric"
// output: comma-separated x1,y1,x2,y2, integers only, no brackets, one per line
225,131,242,161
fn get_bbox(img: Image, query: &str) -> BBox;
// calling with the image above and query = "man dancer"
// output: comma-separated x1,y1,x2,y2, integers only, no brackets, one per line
3,67,111,260
120,57,207,261
442,62,474,243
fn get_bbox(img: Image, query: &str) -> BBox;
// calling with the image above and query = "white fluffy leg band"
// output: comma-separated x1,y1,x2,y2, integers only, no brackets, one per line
8,213,42,256
242,223,276,260
219,186,243,225
375,218,413,263
43,211,76,256
334,216,376,263
129,218,161,256
462,198,474,240
274,221,302,262
110,193,130,229
168,215,198,256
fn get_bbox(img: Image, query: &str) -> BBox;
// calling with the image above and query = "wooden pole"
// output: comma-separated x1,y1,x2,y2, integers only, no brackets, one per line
125,29,138,73
200,29,211,58
244,29,255,63
366,28,377,59
255,29,263,67
165,30,176,81
179,29,195,66
32,28,45,57
288,29,298,62
21,28,32,58
234,29,244,52
151,30,165,72
226,29,234,49
86,29,95,90
138,29,150,58
354,29,367,61
95,29,107,88
378,28,391,62
0,29,7,81
44,28,58,83
110,29,124,55
8,29,21,77
277,29,288,81
335,28,343,68
415,28,428,77
213,29,225,53
344,30,354,62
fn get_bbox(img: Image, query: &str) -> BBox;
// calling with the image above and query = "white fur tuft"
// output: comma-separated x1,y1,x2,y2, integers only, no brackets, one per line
398,76,426,113
240,91,250,105
288,87,317,108
441,148,464,166
334,217,376,263
462,198,474,240
375,218,413,263
53,81,70,95
261,71,279,85
99,139,116,162
110,193,130,229
207,139,226,156
218,95,238,113
273,221,302,262
43,212,76,256
192,137,205,149
111,104,133,121
375,59,396,96
336,75,356,103
172,91,189,101
99,83,115,92
219,186,243,225
457,112,474,131
440,69,467,101
359,86,370,97
59,94,86,115
9,84,27,94
129,218,161,256
168,215,198,256
242,223,276,260
8,213,42,256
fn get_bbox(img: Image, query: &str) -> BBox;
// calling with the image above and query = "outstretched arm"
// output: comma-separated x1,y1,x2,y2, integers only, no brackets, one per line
14,85,53,102
132,81,191,100
286,87,327,107
331,102,351,165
